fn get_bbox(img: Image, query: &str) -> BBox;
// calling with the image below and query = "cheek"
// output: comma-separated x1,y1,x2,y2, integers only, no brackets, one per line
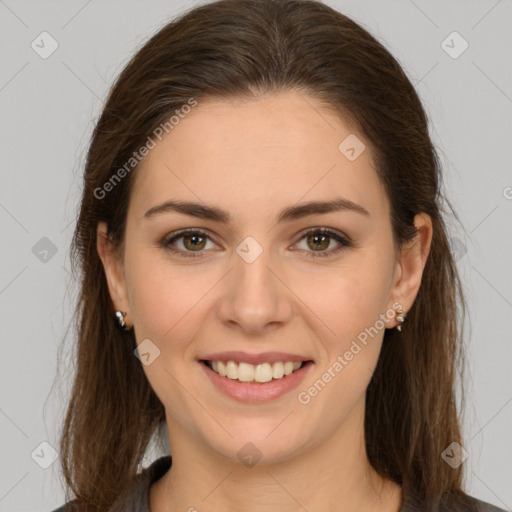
295,269,391,424
124,253,207,410
124,251,198,340
294,261,392,349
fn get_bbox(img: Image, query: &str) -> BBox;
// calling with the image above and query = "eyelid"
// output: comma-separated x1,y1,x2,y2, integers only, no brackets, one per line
294,226,352,245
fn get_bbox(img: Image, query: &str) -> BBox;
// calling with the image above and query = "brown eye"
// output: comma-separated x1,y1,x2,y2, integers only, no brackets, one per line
182,233,207,251
295,228,353,259
162,227,352,260
162,229,216,258
306,233,330,252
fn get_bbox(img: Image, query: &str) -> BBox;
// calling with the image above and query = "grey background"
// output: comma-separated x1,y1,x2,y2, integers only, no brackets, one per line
0,0,511,510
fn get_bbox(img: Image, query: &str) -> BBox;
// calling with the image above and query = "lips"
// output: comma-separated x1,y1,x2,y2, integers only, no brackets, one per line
199,351,313,365
199,358,314,402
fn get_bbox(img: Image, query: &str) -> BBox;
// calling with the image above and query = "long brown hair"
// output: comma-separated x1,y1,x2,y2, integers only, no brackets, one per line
58,0,473,509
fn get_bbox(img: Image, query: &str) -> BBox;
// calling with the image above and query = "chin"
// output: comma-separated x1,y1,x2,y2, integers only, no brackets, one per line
204,424,309,467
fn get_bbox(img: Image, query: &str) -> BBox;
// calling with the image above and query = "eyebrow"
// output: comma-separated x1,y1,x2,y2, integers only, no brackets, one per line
144,197,370,224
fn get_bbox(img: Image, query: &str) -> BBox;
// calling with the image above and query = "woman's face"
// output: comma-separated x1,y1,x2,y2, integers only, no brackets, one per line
98,89,430,465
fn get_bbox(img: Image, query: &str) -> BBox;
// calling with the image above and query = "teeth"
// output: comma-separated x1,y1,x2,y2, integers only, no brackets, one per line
208,360,304,383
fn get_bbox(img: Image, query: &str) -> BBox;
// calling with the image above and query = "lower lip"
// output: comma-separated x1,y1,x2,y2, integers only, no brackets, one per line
199,360,314,403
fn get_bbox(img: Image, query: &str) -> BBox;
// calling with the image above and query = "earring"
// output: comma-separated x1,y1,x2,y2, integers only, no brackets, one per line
395,307,406,332
115,310,130,331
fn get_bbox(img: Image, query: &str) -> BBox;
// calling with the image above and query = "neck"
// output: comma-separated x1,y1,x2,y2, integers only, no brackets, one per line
150,402,402,512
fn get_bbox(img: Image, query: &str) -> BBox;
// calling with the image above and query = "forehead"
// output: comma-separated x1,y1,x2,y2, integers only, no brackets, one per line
129,90,388,224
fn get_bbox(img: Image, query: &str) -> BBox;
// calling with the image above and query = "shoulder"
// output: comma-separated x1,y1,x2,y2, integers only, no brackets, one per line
442,494,508,512
401,489,508,512
50,502,81,512
50,455,172,512
468,496,508,512
50,501,82,512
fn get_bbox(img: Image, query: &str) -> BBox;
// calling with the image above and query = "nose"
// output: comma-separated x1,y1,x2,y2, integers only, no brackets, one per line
216,245,293,335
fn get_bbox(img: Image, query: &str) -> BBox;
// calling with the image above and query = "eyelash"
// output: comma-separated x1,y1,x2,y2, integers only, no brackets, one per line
161,227,353,259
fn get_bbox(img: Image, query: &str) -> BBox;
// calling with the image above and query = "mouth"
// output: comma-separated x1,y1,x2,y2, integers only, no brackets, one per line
198,357,315,403
199,359,314,384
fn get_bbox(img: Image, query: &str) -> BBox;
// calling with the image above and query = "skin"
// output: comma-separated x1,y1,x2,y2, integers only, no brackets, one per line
97,89,432,512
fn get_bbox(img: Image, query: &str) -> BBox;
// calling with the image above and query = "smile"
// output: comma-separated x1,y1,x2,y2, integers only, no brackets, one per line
199,359,314,403
204,359,304,383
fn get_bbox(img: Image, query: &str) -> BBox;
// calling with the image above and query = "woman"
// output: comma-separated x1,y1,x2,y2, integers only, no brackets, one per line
53,0,506,510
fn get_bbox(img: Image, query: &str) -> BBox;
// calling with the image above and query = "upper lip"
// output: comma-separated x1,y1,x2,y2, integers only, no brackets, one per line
200,351,313,365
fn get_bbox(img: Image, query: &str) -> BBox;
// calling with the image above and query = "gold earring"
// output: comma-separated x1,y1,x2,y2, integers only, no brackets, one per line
115,310,130,331
395,307,406,331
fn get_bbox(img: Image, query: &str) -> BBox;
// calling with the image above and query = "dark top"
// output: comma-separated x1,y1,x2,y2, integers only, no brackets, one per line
52,455,507,511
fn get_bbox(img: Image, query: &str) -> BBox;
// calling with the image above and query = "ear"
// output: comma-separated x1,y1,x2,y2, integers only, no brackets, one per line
389,212,433,326
97,221,131,326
